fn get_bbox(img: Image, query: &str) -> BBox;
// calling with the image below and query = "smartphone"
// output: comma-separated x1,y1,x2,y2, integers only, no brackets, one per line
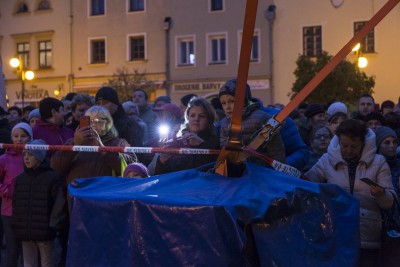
360,178,385,189
80,116,90,128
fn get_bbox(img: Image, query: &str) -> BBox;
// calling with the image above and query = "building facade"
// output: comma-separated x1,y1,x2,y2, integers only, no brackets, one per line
1,0,399,108
0,0,274,107
273,0,400,105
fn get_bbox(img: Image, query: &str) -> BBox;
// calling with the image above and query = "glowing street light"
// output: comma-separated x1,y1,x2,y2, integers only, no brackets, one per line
352,43,368,69
9,56,35,109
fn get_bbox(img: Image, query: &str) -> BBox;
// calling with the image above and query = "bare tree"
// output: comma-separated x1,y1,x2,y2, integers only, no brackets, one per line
106,67,157,102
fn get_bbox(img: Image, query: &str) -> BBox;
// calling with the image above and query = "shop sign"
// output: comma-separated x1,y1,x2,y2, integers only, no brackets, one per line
15,88,50,100
173,82,224,92
173,79,269,92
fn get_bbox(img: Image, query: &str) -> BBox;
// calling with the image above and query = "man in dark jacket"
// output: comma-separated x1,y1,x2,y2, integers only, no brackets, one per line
95,86,145,148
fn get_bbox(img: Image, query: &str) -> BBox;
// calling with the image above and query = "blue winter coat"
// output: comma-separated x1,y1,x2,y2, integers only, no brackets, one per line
262,107,310,170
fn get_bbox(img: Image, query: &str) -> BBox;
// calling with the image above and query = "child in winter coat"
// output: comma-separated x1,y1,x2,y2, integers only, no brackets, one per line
0,122,33,267
123,163,150,178
12,139,67,267
219,79,286,167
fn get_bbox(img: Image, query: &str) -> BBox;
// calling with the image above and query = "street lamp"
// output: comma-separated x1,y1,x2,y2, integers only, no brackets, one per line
265,4,276,105
9,56,34,109
352,43,368,68
164,17,172,98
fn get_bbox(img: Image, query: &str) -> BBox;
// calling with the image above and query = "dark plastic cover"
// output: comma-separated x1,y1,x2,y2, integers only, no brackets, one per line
68,163,359,267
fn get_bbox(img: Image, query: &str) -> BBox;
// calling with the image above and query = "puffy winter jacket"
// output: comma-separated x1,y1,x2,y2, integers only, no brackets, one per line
12,160,67,241
306,129,395,249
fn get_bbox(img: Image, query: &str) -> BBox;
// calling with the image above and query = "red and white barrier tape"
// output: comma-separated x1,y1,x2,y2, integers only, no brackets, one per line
0,143,220,155
1,143,309,179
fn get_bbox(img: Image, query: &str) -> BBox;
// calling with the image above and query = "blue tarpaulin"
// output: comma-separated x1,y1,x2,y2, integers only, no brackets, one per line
68,163,359,267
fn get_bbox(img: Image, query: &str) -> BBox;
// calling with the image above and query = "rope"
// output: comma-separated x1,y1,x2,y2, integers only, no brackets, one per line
215,0,259,176
0,143,220,155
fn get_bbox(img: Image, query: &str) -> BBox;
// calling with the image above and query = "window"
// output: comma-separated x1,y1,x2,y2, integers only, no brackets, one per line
90,0,105,16
210,0,223,11
38,41,52,68
16,3,28,13
303,26,322,57
239,31,260,62
129,35,145,61
128,0,144,12
177,36,195,66
90,39,106,64
17,42,30,68
251,35,259,62
354,21,375,53
38,0,50,10
208,34,227,64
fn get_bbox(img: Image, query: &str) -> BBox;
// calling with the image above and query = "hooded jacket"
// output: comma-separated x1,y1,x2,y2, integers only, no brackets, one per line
306,129,395,249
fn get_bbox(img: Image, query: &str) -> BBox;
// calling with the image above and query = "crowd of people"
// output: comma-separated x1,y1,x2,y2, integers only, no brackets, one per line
0,80,399,266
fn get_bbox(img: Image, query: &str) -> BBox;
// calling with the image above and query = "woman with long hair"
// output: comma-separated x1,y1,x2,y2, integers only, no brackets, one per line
149,97,219,175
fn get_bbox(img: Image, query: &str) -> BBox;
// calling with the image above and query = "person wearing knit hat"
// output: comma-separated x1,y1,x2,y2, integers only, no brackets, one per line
28,108,41,128
123,163,150,178
219,78,286,166
327,101,347,117
298,103,326,147
375,126,398,154
365,111,386,132
153,96,171,109
12,122,33,142
95,86,145,147
0,122,33,266
14,138,67,267
375,126,400,197
95,86,120,106
218,79,251,107
381,100,395,115
304,103,325,120
22,139,48,165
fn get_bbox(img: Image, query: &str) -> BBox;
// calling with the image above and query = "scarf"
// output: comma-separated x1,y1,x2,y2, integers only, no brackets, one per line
346,157,360,195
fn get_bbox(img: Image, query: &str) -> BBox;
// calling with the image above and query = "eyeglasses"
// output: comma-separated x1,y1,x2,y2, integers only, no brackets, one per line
90,118,107,126
314,134,331,140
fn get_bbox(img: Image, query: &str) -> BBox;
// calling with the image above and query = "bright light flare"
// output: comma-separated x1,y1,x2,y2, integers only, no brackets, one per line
352,43,360,52
10,58,20,68
158,125,170,136
25,70,35,80
358,57,368,68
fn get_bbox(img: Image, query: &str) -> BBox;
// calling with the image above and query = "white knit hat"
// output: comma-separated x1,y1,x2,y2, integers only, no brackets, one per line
12,122,33,141
327,102,347,117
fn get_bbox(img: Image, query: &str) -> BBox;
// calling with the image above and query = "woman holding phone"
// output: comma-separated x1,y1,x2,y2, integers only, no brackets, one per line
51,106,137,185
305,119,395,267
148,97,219,175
